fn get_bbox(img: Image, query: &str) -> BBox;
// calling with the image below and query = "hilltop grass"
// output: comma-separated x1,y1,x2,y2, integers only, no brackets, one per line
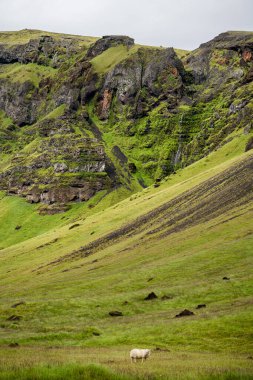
174,48,190,58
91,44,140,74
0,29,98,47
91,43,167,75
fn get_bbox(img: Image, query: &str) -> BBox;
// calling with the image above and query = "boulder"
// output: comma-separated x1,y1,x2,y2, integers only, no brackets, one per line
175,309,195,318
109,311,123,317
196,304,206,309
144,292,158,300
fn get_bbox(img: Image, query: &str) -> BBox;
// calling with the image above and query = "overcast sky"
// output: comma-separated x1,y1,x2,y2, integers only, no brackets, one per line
0,0,252,50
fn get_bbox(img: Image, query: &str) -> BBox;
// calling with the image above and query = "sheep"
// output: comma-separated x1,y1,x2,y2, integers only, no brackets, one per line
130,348,151,363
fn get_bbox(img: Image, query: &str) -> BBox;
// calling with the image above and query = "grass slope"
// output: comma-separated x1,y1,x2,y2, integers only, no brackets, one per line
0,131,253,379
0,29,98,47
91,45,139,74
0,63,57,87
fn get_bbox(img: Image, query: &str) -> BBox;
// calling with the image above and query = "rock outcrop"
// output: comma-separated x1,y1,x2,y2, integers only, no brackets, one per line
97,47,185,119
87,35,134,58
0,79,39,125
0,35,81,66
0,30,252,208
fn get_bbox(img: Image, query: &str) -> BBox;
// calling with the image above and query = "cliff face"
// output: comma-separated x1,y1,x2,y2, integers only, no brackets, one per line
0,30,252,209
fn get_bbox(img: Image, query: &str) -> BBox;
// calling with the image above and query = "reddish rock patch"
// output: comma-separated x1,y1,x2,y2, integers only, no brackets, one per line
242,49,252,62
98,89,112,119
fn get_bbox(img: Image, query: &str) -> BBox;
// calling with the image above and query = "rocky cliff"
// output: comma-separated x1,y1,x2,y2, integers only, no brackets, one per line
0,29,252,210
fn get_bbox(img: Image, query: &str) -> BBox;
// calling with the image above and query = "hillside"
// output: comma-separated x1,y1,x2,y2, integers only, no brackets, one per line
0,29,253,379
0,30,253,210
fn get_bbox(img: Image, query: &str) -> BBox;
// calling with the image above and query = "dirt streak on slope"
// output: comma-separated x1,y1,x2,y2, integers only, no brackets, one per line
43,154,253,268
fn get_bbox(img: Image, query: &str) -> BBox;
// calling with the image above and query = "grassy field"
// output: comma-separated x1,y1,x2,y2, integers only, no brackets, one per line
1,347,253,379
0,129,253,379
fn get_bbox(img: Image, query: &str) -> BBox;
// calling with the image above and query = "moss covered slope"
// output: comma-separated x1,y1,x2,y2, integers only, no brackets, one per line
0,30,253,209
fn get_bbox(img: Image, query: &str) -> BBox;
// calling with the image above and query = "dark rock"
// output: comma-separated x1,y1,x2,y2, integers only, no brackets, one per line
15,225,21,230
161,295,173,301
242,65,253,84
175,309,195,318
7,315,22,321
53,162,68,173
245,137,253,152
223,277,230,280
38,204,71,215
69,223,80,230
0,35,80,65
144,292,158,300
128,162,137,173
87,35,134,59
2,130,111,204
8,342,19,348
0,79,38,126
11,301,26,308
243,124,252,135
98,47,185,120
1,30,253,212
92,331,100,336
199,31,253,51
112,145,128,164
196,304,206,309
109,311,123,317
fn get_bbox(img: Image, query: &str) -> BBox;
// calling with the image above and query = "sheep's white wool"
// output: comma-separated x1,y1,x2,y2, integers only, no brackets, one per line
130,348,150,361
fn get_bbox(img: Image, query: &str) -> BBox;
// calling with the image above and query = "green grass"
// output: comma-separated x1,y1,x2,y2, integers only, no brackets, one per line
0,119,252,379
0,363,139,380
91,43,169,74
0,63,56,87
0,110,13,129
0,29,98,47
174,48,190,58
0,348,253,380
0,28,253,380
91,44,140,74
41,104,66,120
0,126,250,247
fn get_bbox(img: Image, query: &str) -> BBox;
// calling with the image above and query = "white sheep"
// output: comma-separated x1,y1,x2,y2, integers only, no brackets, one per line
130,348,151,363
